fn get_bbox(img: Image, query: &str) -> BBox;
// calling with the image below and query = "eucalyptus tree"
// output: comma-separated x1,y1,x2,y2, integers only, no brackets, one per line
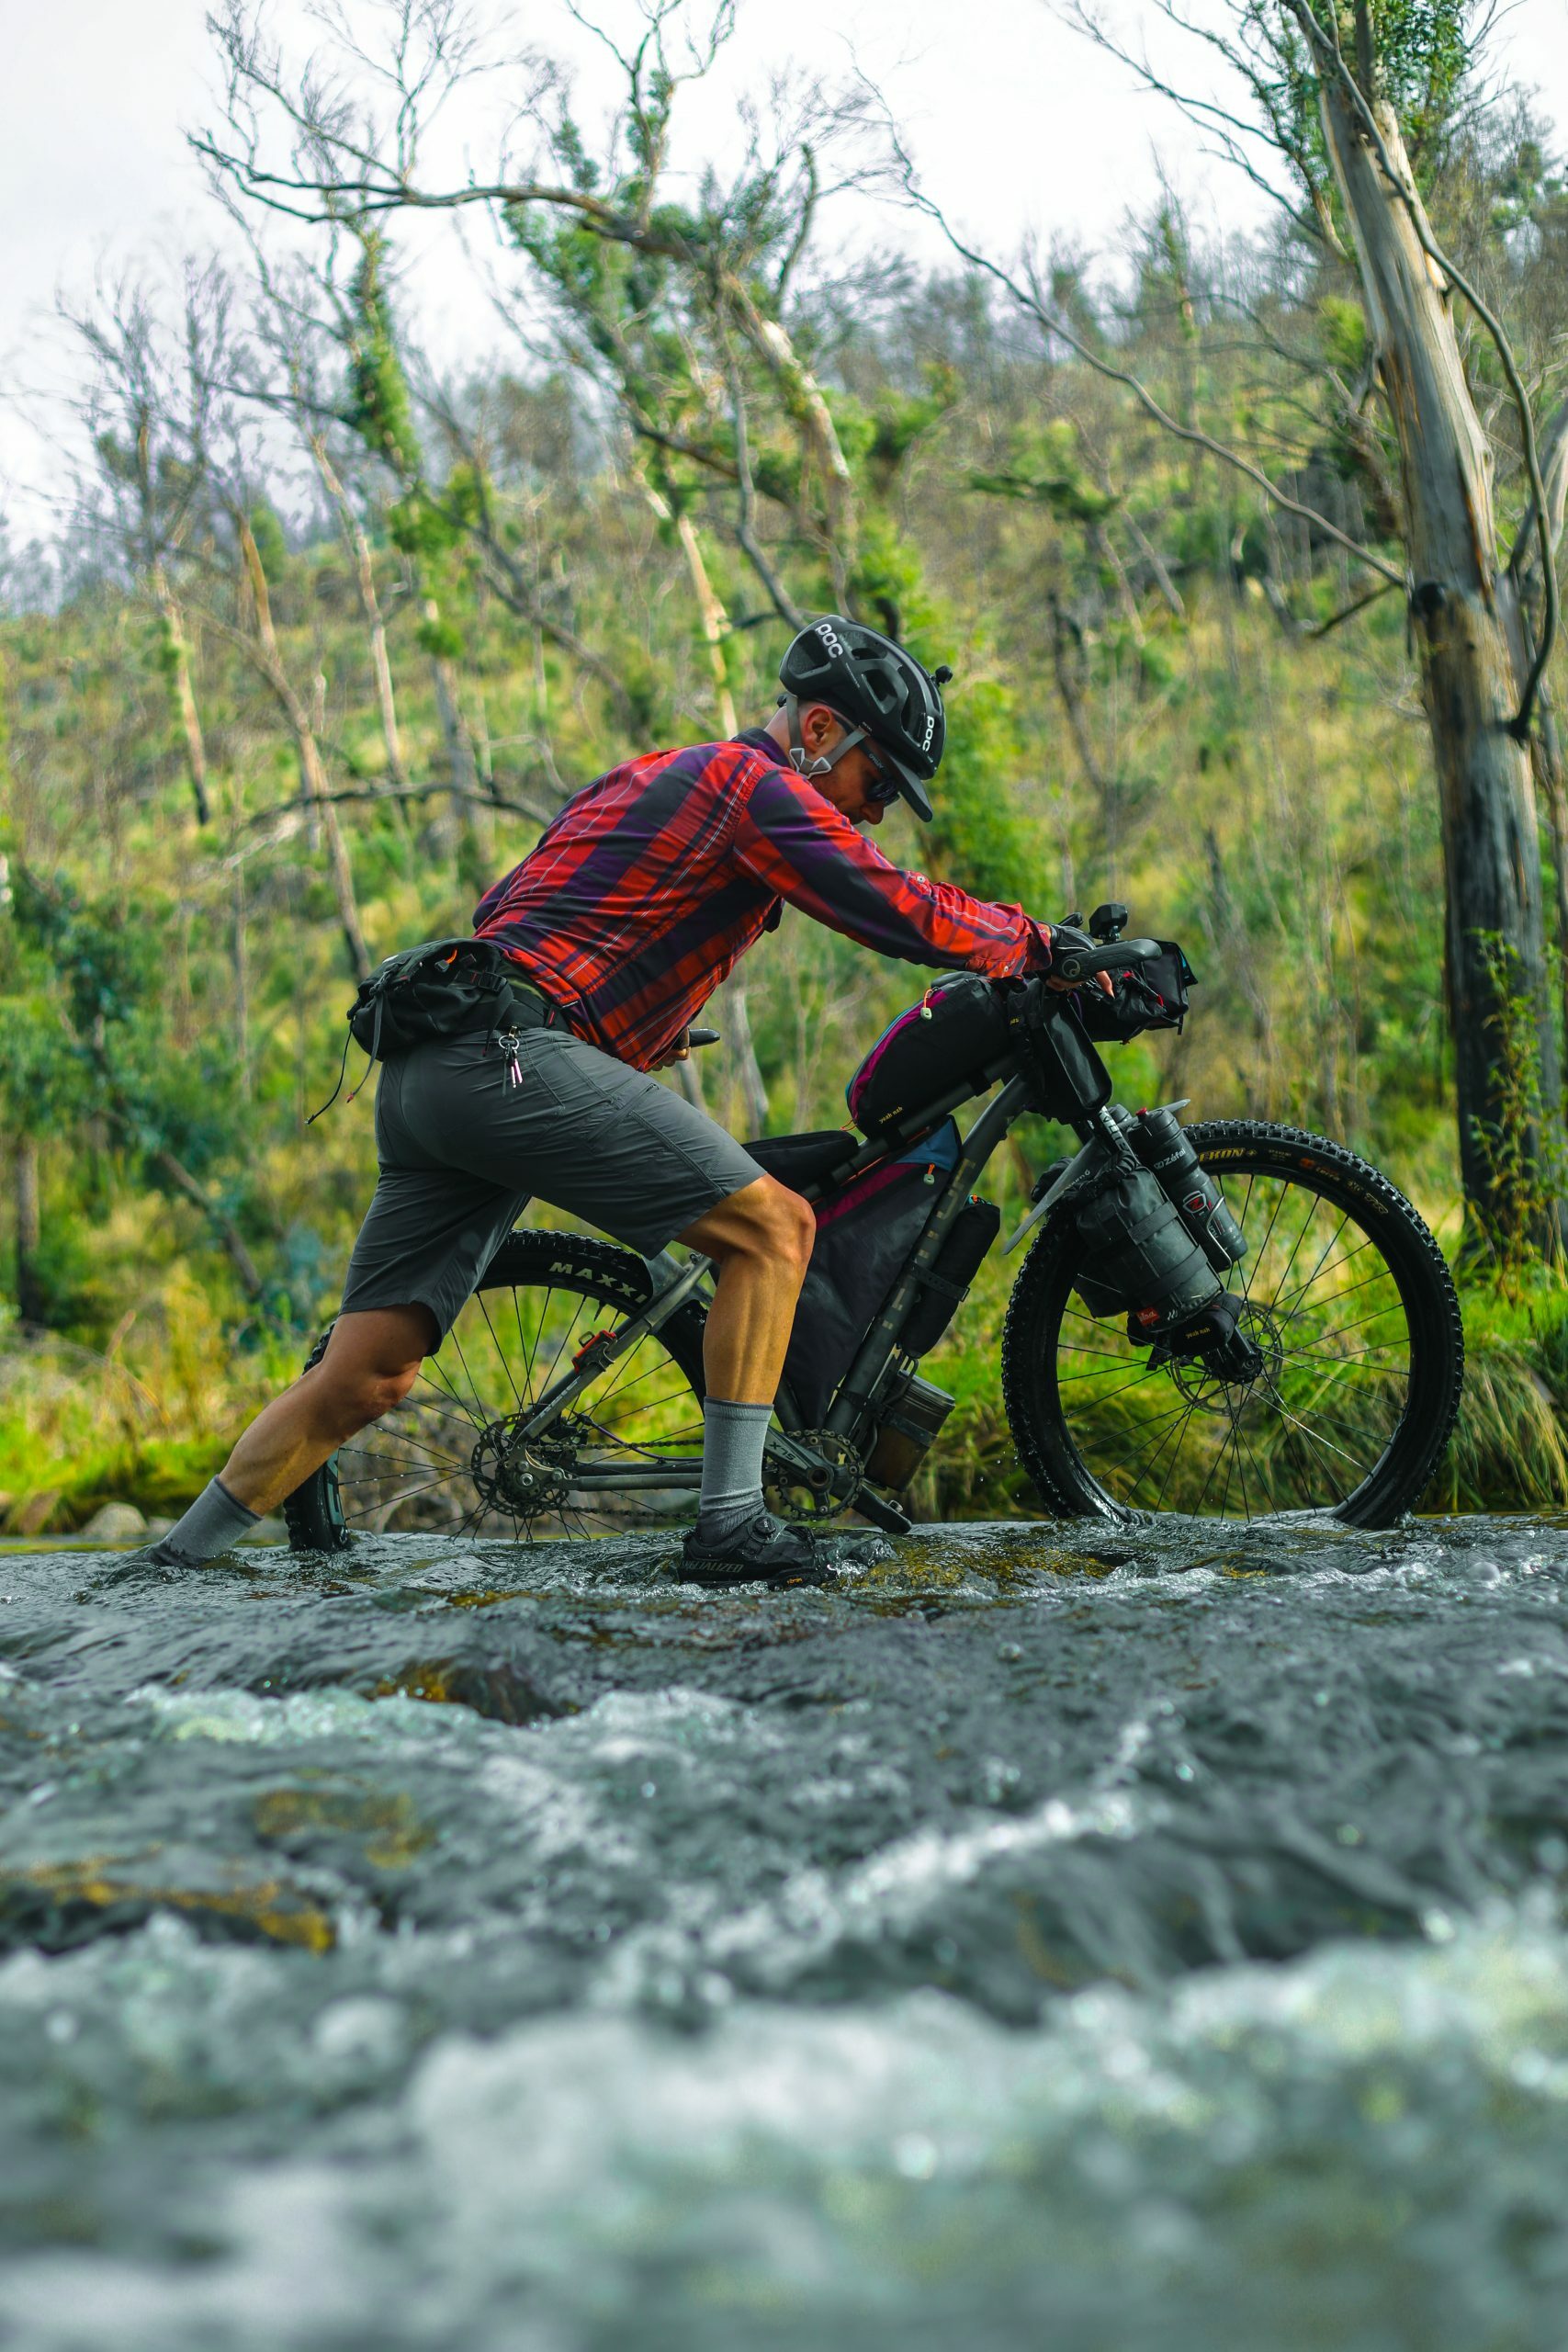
63,281,214,827
906,0,1565,1247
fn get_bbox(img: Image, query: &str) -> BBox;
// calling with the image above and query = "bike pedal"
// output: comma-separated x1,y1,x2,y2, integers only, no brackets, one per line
852,1490,913,1536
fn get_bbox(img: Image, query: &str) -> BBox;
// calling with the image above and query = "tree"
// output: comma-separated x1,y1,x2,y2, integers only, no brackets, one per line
64,281,215,827
903,0,1565,1247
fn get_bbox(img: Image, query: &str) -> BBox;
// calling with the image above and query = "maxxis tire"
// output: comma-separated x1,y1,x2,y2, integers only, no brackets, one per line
999,1120,1464,1529
283,1229,709,1552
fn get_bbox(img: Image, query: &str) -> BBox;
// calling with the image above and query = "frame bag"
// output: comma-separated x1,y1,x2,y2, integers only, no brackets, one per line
783,1120,961,1424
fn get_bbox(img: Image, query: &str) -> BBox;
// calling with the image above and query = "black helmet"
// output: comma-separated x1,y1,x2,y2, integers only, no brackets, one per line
777,615,952,821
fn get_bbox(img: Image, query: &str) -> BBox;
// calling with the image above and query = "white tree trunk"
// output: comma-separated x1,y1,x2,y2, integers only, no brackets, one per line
1320,83,1560,1231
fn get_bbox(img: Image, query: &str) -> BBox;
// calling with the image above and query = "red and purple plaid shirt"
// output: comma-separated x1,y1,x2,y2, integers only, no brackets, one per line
473,729,1053,1072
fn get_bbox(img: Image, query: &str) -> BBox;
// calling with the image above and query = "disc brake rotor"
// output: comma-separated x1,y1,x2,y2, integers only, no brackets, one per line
1168,1299,1284,1415
470,1414,576,1519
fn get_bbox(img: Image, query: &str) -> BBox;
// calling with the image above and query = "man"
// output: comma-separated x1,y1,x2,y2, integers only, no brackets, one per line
143,617,1061,1586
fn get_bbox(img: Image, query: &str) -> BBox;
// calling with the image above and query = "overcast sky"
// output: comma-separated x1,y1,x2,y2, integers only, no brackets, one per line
4,0,1567,537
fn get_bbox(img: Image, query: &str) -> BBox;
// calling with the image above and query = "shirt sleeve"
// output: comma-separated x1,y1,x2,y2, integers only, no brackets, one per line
732,763,1052,977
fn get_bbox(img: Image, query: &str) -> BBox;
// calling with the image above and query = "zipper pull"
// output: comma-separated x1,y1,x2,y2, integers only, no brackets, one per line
919,986,935,1022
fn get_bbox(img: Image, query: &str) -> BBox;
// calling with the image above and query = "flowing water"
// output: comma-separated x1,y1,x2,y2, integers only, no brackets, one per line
4,1515,1568,2350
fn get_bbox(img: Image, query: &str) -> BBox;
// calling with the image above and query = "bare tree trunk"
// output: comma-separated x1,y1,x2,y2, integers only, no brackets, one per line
641,481,739,738
151,563,210,825
1320,83,1560,1234
15,1137,43,1325
310,436,409,791
1048,593,1122,888
234,518,372,983
233,865,252,1102
671,1055,706,1111
421,592,479,862
726,986,771,1136
1502,397,1568,1090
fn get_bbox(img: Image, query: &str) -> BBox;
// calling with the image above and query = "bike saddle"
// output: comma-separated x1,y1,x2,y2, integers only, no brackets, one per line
745,1130,861,1188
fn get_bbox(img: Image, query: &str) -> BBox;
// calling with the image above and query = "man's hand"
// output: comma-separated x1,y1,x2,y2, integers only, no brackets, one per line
655,1028,693,1069
1042,925,1115,996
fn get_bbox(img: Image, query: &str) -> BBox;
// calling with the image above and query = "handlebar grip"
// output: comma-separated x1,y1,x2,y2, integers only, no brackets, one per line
686,1027,722,1047
1051,937,1162,984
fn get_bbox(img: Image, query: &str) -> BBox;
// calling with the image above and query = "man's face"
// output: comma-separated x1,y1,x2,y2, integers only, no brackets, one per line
789,704,891,828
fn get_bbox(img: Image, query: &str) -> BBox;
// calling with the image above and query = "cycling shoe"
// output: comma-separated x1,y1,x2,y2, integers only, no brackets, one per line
680,1510,836,1589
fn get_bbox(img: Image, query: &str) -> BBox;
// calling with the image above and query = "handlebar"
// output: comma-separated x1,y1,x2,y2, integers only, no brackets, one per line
1050,936,1163,986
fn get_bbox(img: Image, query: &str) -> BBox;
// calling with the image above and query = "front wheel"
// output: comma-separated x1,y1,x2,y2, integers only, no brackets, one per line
1001,1122,1463,1527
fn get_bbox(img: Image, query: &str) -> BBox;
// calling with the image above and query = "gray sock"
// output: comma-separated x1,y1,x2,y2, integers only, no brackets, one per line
694,1397,773,1544
151,1477,261,1566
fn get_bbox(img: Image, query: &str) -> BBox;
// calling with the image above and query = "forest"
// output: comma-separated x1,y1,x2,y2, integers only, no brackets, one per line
2,0,1566,1532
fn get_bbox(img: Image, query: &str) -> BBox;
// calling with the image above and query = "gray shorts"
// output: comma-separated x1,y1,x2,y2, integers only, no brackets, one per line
339,1028,763,1344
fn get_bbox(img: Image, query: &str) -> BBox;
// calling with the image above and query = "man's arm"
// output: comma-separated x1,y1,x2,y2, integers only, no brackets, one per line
733,764,1052,976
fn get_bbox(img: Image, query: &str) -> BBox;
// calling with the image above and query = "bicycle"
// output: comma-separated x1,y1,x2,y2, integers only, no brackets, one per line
285,909,1464,1547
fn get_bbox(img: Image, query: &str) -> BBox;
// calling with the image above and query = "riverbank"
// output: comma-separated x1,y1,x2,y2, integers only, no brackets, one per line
2,1261,1565,1534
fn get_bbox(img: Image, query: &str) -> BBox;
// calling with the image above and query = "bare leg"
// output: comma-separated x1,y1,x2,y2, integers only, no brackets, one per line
216,1304,439,1517
673,1175,815,1405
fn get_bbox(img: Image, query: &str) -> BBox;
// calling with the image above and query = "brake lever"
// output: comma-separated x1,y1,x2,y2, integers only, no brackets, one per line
1050,937,1162,985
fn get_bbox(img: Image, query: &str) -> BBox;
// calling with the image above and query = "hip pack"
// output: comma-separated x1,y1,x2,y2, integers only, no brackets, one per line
346,936,530,1062
312,938,544,1122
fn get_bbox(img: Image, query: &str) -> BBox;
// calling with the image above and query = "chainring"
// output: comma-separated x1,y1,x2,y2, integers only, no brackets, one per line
764,1430,866,1521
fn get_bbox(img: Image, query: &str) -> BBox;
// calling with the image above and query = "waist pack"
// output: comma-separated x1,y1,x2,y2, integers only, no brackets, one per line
313,938,551,1121
782,1120,961,1424
347,937,541,1062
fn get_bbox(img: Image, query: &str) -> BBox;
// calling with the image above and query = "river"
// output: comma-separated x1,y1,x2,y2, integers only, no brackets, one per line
2,1515,1567,2349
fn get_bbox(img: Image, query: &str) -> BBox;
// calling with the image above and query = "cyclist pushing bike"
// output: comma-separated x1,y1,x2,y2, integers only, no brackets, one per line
139,616,1086,1589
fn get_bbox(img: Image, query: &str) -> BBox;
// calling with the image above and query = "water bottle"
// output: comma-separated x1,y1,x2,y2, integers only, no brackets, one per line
1127,1107,1247,1273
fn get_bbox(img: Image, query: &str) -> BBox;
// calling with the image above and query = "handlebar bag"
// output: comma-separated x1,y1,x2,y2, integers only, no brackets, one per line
846,974,1011,1137
782,1119,961,1425
1074,942,1195,1042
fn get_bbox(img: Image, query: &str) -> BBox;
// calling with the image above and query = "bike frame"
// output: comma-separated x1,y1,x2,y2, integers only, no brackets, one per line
509,982,1123,1514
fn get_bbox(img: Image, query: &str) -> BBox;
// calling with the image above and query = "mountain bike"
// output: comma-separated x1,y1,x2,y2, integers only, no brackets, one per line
285,909,1463,1547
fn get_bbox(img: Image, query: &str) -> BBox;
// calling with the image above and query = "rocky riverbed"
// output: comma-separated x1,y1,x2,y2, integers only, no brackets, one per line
3,1514,1568,2350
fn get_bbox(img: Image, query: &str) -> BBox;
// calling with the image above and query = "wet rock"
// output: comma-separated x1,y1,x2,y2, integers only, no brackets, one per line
76,1502,148,1544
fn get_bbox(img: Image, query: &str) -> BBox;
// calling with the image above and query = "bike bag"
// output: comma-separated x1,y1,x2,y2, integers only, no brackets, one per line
898,1193,1001,1358
846,975,1011,1137
1070,1160,1221,1330
1074,942,1195,1042
346,937,537,1062
782,1119,961,1425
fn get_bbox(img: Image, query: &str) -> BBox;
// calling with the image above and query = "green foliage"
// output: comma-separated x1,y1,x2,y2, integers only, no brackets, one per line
969,423,1116,526
344,232,422,481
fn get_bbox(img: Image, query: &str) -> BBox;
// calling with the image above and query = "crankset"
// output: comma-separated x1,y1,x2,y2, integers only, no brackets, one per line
765,1430,866,1521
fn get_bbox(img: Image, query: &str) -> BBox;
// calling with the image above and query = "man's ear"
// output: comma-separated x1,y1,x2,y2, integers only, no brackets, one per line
801,702,837,751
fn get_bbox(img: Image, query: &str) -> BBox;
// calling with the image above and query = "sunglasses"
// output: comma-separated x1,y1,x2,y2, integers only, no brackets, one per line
861,739,904,805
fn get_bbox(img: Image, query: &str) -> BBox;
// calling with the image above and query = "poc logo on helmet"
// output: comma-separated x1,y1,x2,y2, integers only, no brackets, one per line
921,714,935,752
814,620,847,660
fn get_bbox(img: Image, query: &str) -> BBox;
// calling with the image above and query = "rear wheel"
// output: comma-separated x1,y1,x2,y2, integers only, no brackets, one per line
284,1230,708,1549
1001,1122,1463,1527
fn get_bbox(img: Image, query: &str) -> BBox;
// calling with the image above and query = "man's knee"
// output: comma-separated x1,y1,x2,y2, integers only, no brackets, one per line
734,1177,816,1275
306,1355,421,1438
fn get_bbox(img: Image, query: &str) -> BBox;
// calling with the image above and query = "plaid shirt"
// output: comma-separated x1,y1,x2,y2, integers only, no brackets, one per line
473,729,1053,1072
